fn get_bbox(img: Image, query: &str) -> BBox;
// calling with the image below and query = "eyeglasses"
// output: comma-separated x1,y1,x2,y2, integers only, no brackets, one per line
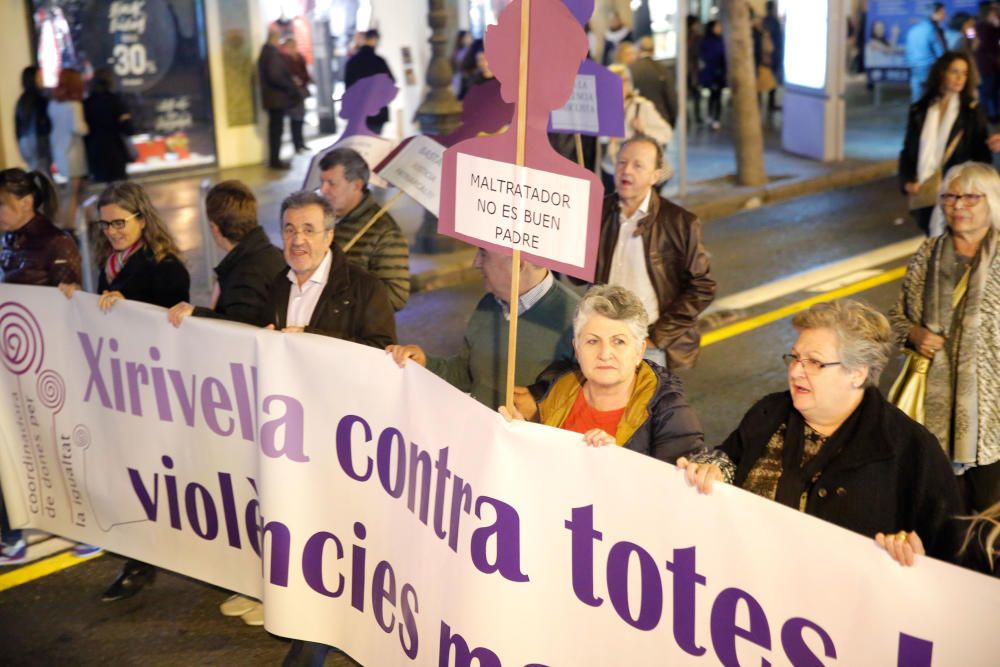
781,353,843,374
940,193,985,207
281,225,326,239
95,211,140,230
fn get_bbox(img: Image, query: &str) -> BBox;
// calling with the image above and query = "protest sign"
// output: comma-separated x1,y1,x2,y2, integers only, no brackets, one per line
1,285,999,666
377,135,446,216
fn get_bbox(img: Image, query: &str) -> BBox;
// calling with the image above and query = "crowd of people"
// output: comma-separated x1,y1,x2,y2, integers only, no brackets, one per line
1,2,999,661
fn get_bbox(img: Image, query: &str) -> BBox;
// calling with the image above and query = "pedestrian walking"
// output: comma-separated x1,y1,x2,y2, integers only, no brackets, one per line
699,20,726,131
14,66,51,173
280,37,312,154
344,29,395,135
48,68,88,229
258,26,300,169
84,68,134,184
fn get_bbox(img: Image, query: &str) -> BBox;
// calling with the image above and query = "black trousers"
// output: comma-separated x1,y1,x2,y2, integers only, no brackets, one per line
267,109,286,165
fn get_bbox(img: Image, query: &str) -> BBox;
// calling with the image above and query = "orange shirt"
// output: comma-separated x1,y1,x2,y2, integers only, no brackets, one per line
560,388,626,440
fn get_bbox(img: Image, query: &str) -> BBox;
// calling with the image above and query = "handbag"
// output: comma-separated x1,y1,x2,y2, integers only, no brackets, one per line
888,264,971,423
908,131,962,211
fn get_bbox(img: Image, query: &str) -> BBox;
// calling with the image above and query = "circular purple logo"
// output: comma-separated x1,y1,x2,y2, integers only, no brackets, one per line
36,369,66,414
0,302,44,376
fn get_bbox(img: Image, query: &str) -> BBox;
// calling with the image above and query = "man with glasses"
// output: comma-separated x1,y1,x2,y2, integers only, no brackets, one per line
266,190,395,347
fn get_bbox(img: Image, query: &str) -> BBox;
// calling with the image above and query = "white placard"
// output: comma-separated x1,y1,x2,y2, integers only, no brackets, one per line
453,152,591,268
377,136,445,216
550,73,600,134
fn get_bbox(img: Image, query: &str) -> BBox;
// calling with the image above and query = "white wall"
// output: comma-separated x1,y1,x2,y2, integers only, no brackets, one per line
0,4,34,168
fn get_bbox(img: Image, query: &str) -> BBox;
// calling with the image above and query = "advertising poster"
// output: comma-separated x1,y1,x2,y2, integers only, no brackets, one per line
30,0,217,173
866,0,979,84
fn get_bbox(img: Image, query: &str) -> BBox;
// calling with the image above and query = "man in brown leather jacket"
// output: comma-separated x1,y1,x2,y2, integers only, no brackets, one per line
594,135,716,369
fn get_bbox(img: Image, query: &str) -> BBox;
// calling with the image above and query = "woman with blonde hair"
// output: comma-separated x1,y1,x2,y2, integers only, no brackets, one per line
889,161,1000,514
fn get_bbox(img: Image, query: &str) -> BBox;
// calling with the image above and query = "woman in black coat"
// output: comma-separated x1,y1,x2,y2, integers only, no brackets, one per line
899,51,991,235
678,300,963,561
61,180,189,601
83,68,134,184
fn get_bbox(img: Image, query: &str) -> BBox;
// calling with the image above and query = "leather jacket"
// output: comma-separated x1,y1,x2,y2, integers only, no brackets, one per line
0,215,81,287
595,192,716,369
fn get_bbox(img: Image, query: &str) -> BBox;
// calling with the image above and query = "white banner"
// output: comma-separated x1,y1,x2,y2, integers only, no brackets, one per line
2,285,999,666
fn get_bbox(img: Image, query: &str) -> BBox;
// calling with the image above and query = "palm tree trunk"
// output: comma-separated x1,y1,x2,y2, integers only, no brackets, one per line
720,0,768,186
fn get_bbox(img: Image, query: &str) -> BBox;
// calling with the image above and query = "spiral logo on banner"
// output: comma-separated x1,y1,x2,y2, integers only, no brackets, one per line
37,369,66,414
72,424,92,450
0,302,44,376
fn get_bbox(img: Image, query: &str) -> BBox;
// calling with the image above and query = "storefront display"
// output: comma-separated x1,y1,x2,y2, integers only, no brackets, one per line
30,0,217,173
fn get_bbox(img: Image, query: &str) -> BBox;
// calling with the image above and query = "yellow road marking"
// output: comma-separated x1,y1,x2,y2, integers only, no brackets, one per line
0,264,908,594
703,265,907,347
0,551,103,593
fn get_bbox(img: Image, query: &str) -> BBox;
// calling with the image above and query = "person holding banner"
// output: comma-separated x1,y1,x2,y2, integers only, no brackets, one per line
899,51,991,236
387,248,578,411
59,180,191,599
167,180,285,328
317,148,410,311
265,191,396,348
0,167,81,564
889,161,1000,515
502,285,705,462
678,300,963,561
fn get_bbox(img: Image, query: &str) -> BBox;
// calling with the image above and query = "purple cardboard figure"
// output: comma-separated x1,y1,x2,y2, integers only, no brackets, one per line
302,74,399,191
440,79,515,147
548,0,625,137
438,0,603,281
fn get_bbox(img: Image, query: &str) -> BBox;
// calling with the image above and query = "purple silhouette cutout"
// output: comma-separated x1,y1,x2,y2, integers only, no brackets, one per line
548,0,625,137
303,74,399,191
440,79,515,147
438,0,604,281
339,73,399,139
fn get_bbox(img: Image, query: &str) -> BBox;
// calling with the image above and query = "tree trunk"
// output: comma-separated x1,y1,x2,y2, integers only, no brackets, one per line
720,0,768,186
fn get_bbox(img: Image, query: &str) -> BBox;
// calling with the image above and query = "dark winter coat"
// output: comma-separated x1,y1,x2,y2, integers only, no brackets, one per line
98,247,190,308
193,226,285,327
0,215,80,286
257,42,300,111
344,45,394,128
84,90,134,183
898,95,991,192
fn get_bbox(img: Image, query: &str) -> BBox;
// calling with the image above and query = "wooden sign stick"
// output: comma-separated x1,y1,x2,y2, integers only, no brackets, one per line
342,191,404,252
574,133,585,168
505,0,532,414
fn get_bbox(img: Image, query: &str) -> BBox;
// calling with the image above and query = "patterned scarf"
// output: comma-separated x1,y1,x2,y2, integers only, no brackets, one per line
923,228,998,463
105,239,144,283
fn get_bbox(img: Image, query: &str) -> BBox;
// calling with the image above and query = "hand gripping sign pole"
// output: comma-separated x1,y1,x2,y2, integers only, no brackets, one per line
505,0,533,413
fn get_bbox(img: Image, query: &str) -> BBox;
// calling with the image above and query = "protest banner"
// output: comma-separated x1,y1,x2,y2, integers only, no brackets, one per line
2,285,999,666
377,135,446,217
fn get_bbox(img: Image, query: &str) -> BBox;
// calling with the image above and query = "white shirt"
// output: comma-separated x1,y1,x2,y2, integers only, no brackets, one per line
607,190,659,325
285,250,333,327
493,271,555,319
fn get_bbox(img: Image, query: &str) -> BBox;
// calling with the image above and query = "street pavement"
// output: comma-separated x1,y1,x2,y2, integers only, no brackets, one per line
0,166,927,664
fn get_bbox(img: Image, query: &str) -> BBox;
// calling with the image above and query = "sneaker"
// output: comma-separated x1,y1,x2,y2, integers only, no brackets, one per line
220,593,260,617
0,538,27,565
240,602,264,626
72,544,103,558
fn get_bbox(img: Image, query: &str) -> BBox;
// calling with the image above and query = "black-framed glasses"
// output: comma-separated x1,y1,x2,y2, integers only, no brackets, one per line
940,193,985,207
781,353,843,374
95,211,140,230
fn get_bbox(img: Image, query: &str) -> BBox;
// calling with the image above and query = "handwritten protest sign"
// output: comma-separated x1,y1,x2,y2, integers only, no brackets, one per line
376,135,445,216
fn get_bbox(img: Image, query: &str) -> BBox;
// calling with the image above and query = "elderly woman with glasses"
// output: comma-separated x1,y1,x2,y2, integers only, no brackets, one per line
888,161,1000,515
502,285,706,462
678,300,963,560
60,180,189,602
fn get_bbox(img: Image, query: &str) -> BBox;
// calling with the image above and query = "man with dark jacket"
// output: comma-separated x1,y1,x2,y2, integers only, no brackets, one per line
258,26,300,169
628,36,677,126
344,29,395,134
266,190,395,348
167,180,285,328
319,148,409,310
594,135,716,370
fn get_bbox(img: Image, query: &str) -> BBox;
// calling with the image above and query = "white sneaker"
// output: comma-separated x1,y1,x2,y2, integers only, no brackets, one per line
240,602,264,626
0,538,27,565
219,594,259,617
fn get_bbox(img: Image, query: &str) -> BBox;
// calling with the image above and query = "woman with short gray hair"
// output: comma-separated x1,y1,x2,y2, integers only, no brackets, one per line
503,285,705,462
678,299,963,561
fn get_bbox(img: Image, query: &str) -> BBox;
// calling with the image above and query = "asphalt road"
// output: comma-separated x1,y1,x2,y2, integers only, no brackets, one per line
0,177,922,665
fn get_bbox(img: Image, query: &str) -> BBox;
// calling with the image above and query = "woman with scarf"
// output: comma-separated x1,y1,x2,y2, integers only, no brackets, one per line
888,161,1000,516
60,180,189,600
899,51,990,236
677,300,963,561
